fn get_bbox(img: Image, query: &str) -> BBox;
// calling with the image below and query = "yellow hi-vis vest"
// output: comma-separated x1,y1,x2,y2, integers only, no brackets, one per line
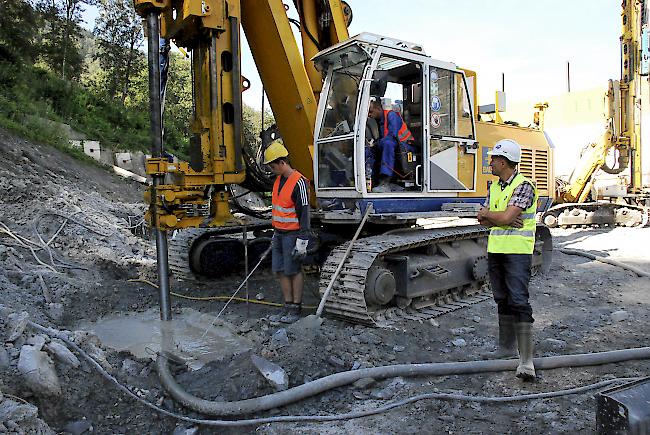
487,173,538,254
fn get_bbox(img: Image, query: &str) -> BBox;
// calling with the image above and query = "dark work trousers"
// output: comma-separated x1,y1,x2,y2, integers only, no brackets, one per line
488,253,534,323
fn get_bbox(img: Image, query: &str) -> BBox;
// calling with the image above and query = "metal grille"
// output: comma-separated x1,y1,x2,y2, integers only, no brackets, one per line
519,148,549,192
534,149,549,191
519,149,533,179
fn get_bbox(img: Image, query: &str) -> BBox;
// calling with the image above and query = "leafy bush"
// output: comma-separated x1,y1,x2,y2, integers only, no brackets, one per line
0,61,150,153
0,58,272,166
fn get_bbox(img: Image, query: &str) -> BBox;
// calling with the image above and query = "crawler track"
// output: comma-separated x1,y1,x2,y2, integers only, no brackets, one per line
372,289,492,325
167,221,272,281
319,225,491,326
168,228,210,281
542,203,650,228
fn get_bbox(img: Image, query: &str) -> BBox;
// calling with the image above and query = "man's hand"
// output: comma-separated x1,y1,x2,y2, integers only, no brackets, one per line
292,238,309,261
477,207,489,227
511,216,524,228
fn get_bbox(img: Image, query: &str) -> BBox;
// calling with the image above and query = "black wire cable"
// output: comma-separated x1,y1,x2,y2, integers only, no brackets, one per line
292,0,322,50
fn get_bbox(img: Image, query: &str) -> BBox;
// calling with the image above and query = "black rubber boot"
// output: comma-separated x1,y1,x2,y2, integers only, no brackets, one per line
496,314,518,358
481,314,518,360
515,322,536,381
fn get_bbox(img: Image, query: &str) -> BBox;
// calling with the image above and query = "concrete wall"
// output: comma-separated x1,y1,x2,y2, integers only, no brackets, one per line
68,139,149,183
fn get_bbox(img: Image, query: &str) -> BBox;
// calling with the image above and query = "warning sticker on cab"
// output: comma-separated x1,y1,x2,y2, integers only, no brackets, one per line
482,147,492,174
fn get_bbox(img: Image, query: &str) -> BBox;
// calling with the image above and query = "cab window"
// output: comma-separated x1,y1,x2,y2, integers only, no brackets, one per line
429,67,474,139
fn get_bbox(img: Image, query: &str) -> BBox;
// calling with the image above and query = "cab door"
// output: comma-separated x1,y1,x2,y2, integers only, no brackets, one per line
425,66,478,192
364,49,426,194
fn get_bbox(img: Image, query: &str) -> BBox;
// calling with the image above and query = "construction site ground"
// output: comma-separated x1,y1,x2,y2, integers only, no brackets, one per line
1,128,649,434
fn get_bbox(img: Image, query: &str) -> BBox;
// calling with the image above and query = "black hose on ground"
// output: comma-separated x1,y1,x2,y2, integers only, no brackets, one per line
559,247,650,278
157,346,650,416
27,320,649,426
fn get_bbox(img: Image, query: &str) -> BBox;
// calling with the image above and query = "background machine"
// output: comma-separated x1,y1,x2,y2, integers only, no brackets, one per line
542,0,650,228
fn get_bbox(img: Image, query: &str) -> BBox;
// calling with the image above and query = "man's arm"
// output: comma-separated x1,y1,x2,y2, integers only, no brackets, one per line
386,111,403,138
478,205,524,227
379,111,401,147
291,178,311,259
478,180,532,228
292,177,311,237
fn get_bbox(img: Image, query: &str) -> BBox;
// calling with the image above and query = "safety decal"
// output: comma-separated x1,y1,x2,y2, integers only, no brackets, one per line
430,95,441,112
482,147,492,174
430,113,441,129
430,69,438,81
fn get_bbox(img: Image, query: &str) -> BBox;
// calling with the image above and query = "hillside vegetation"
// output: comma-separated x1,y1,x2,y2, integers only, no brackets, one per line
0,0,272,161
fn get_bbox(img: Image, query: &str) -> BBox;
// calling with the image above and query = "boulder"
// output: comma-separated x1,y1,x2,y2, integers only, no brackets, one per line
17,345,62,396
250,354,288,391
45,340,80,368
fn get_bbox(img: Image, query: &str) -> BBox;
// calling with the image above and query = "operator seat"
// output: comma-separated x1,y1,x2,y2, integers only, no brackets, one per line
396,92,423,189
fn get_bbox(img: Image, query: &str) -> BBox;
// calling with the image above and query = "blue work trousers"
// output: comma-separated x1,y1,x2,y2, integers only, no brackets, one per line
365,138,414,178
488,253,534,323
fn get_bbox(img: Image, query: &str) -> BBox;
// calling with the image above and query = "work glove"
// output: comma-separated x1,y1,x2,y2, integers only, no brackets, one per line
292,238,309,261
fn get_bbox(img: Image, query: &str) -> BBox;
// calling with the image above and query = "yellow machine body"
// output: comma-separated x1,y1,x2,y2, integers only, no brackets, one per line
464,121,554,205
135,0,350,229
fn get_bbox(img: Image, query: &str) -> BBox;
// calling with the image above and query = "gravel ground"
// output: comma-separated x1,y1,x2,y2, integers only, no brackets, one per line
0,128,648,434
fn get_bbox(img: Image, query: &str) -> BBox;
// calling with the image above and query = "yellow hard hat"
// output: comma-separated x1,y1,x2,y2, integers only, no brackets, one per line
263,139,289,164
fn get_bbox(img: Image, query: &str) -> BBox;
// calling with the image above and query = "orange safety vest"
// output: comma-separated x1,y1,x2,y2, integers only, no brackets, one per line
271,170,305,231
383,110,414,144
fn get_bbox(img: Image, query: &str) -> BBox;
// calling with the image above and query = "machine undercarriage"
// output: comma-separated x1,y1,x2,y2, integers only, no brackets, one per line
542,202,650,228
166,217,552,326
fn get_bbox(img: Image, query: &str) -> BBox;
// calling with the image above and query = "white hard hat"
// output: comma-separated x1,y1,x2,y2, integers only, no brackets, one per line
488,139,521,163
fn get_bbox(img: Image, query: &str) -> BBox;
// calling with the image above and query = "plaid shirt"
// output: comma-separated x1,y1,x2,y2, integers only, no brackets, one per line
483,170,535,210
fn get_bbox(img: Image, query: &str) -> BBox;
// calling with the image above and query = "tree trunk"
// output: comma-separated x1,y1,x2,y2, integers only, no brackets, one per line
61,0,79,80
120,29,137,105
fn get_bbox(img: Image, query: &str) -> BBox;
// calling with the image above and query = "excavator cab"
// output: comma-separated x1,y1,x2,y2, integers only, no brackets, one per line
313,33,479,215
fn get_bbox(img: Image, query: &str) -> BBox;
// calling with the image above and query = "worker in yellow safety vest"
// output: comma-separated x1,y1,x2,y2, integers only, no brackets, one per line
263,139,311,324
477,138,538,381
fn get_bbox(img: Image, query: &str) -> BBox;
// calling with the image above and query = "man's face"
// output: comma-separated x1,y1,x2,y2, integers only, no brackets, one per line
490,156,507,176
268,160,284,176
368,103,382,120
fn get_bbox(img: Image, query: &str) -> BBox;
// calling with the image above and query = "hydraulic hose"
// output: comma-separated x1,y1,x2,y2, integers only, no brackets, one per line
157,346,650,416
602,146,629,175
24,319,642,427
559,247,650,278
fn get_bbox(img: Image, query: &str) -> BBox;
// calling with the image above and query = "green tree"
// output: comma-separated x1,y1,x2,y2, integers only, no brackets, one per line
93,0,144,103
243,103,274,154
0,0,40,63
37,0,93,80
159,51,192,158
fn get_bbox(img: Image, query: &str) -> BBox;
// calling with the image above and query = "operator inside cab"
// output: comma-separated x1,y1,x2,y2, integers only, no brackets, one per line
366,97,416,192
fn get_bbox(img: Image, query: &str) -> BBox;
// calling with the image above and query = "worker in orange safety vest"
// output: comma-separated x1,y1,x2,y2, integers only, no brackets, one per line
263,139,311,324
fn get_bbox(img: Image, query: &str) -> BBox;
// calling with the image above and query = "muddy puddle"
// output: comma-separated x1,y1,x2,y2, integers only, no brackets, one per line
80,307,252,370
